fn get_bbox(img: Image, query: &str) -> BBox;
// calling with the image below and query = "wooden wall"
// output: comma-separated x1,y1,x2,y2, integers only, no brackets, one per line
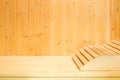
0,0,110,56
110,0,120,41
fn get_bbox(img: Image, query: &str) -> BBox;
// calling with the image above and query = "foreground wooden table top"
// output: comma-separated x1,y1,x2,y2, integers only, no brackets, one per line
0,56,120,80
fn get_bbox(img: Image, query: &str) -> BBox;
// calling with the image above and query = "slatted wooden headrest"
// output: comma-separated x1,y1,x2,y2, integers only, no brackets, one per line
72,40,120,70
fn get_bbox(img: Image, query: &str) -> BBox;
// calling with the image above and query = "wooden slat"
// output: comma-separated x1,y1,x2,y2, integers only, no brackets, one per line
105,44,120,54
84,46,99,58
99,45,116,55
79,48,94,61
102,44,120,54
72,54,83,69
75,50,88,65
88,46,102,56
107,42,120,50
111,40,120,46
93,46,108,56
94,45,111,55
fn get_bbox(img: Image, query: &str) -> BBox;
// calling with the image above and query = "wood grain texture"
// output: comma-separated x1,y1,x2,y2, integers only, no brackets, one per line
1,56,120,78
0,56,79,76
0,0,110,55
0,0,5,55
110,0,120,41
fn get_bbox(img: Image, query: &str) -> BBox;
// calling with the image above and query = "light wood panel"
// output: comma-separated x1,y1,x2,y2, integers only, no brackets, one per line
5,0,16,55
110,0,120,41
0,0,110,55
0,0,5,54
16,0,29,55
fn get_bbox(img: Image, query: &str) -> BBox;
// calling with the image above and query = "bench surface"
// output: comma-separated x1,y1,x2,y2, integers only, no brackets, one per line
0,56,79,78
0,56,120,78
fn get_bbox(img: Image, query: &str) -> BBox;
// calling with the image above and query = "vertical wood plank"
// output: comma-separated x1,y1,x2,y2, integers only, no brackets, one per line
83,0,96,46
116,0,120,41
0,0,5,55
119,0,120,41
106,0,110,42
61,0,67,55
5,0,16,55
110,0,120,41
40,0,50,55
16,0,29,55
28,0,41,55
94,0,109,44
110,0,115,40
50,0,62,55
65,0,74,55
16,0,22,55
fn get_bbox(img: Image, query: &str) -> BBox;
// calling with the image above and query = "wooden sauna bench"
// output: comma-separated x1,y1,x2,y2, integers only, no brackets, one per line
0,40,120,80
